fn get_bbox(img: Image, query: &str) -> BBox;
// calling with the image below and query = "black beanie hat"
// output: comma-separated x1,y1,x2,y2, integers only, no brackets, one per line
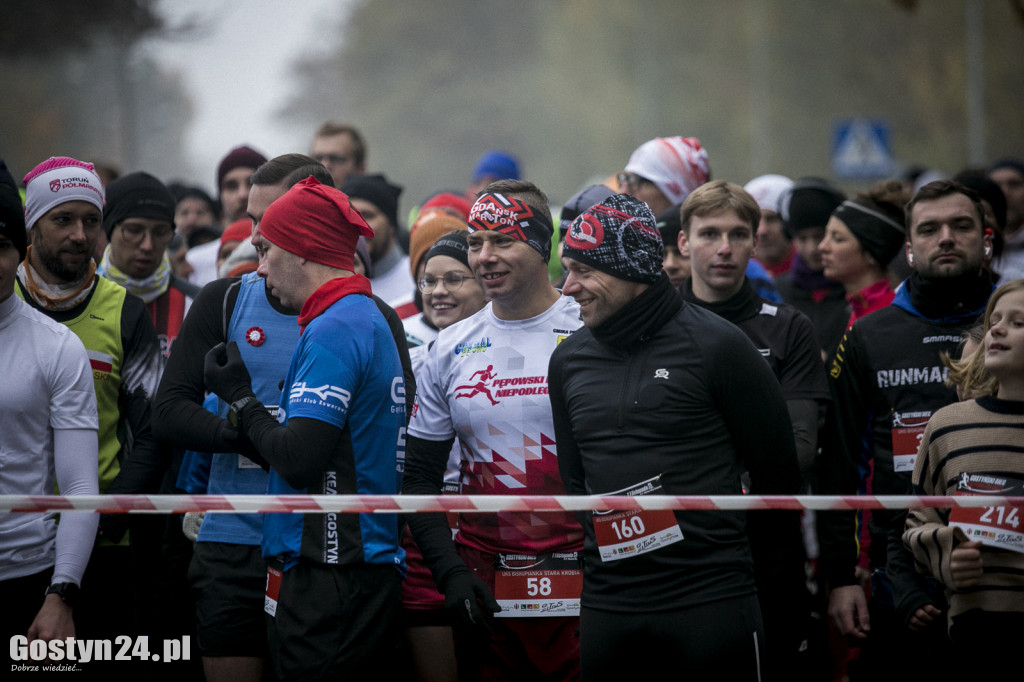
656,203,684,248
0,157,26,261
424,229,471,269
342,173,403,231
831,200,906,265
0,156,18,193
0,184,26,262
954,171,1007,230
780,178,845,239
103,172,177,238
990,158,1024,179
559,184,615,241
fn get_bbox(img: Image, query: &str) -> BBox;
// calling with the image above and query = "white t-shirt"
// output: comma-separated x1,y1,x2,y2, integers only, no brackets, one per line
186,238,221,288
0,294,98,581
370,252,416,317
408,296,584,555
403,312,438,347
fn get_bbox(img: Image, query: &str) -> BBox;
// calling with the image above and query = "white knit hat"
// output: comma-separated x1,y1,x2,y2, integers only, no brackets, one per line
743,174,794,213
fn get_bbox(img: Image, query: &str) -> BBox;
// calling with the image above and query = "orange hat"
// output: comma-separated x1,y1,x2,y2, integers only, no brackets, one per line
408,210,468,277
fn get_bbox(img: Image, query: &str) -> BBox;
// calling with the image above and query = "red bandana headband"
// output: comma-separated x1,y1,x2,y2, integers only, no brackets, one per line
468,192,552,262
259,176,373,271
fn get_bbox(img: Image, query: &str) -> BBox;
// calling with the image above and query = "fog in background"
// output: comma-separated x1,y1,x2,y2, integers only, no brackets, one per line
144,0,352,189
2,0,1022,219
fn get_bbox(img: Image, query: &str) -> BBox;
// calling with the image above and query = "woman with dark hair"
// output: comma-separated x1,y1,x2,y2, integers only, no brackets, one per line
819,179,909,328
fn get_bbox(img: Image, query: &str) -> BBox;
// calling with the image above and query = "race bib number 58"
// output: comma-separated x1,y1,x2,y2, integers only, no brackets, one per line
493,552,581,618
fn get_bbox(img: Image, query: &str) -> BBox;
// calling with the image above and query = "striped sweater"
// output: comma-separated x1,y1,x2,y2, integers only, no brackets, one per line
903,395,1024,629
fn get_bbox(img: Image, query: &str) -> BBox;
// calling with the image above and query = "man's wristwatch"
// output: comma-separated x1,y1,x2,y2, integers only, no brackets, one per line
44,582,79,607
228,395,256,428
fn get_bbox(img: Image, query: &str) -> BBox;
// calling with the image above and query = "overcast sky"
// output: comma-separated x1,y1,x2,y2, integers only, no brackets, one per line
146,0,352,187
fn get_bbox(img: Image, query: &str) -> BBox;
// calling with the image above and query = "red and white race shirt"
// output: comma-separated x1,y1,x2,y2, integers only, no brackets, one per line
409,297,583,556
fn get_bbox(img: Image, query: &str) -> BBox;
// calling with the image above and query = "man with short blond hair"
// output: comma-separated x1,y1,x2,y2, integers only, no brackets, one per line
678,180,828,674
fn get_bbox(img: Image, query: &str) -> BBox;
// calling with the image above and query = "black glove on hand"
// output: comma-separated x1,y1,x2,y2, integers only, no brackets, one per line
441,566,501,637
203,341,254,403
98,514,129,544
214,419,241,448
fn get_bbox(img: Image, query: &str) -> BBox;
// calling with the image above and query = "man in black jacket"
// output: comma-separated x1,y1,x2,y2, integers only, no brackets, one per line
677,180,830,678
817,180,994,680
549,193,802,681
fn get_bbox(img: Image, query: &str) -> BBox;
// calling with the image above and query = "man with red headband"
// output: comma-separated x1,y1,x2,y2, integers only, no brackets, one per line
203,175,407,680
403,180,585,679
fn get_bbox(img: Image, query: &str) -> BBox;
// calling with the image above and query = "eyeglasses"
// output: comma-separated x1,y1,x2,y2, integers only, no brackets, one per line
418,272,471,294
118,222,175,246
313,153,349,166
617,172,653,192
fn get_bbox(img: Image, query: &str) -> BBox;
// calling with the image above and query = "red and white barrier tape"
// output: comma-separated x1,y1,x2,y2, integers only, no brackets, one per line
1,494,1022,514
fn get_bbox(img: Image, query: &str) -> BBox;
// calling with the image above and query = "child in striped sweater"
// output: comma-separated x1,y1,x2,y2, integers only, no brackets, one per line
904,278,1024,649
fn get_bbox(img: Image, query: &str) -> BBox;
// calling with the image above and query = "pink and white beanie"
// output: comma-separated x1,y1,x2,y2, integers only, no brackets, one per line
23,157,105,228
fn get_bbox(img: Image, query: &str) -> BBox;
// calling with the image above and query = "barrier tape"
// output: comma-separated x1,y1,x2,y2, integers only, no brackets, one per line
2,494,1023,514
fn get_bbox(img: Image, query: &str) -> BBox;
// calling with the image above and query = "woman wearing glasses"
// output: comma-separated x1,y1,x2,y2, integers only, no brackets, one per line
417,232,487,332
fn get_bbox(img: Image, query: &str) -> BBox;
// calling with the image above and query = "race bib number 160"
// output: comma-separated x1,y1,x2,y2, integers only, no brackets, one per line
592,475,684,562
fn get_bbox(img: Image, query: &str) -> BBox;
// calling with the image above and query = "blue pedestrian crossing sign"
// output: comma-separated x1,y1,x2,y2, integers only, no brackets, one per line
831,119,895,179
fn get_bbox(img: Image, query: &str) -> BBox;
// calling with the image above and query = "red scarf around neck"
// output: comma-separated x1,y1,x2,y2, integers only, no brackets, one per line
297,274,373,332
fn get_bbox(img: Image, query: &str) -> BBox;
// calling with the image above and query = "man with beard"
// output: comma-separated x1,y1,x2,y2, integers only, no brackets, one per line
15,156,163,647
817,180,995,680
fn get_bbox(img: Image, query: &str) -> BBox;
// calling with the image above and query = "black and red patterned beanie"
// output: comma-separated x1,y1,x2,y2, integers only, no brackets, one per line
563,193,663,283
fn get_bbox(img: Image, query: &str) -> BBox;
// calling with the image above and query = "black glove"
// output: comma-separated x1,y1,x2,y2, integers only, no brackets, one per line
203,341,254,403
213,419,242,449
441,566,501,637
98,514,129,544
